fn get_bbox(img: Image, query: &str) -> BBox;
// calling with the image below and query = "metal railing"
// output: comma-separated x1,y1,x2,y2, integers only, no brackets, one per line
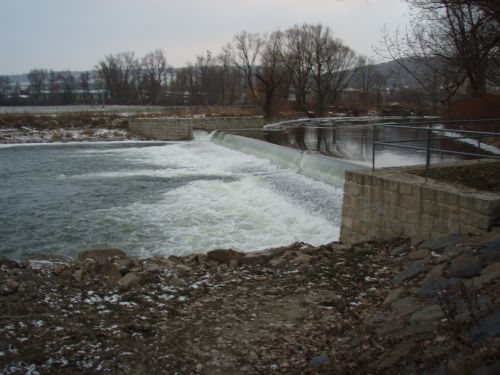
372,119,500,175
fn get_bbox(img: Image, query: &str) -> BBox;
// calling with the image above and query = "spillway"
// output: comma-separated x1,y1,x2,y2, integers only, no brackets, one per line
0,139,348,259
211,131,368,187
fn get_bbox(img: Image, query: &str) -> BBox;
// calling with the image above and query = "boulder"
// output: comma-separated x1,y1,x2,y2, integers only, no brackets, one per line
91,262,122,280
479,238,500,264
292,253,312,265
419,276,461,298
207,249,245,264
469,263,500,289
308,352,330,368
408,249,430,260
175,264,192,276
0,279,19,295
77,248,128,263
409,304,444,324
118,272,141,289
0,257,21,269
470,308,500,342
240,252,274,266
384,287,405,304
449,255,481,278
420,234,464,252
393,262,425,284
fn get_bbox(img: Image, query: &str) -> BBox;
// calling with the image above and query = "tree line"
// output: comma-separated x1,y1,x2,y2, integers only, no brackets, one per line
0,2,498,117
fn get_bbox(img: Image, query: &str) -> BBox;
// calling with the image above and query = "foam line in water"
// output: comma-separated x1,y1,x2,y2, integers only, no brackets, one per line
211,131,368,187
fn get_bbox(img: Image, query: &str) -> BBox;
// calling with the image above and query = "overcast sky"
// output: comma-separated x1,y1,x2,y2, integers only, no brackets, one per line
1,0,411,75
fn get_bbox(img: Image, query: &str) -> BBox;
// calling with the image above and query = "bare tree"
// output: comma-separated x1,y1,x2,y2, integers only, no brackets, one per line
356,57,387,107
216,49,242,104
0,76,11,103
97,52,140,104
256,31,290,120
58,71,77,104
141,49,168,104
27,69,48,104
79,72,91,103
307,24,358,116
230,31,263,104
281,25,313,114
379,0,499,103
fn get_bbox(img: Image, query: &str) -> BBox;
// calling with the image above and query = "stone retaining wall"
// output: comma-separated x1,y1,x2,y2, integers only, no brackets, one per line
129,116,263,141
340,160,500,244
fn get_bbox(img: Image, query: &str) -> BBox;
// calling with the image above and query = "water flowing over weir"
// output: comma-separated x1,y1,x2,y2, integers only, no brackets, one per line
211,131,368,188
0,140,346,259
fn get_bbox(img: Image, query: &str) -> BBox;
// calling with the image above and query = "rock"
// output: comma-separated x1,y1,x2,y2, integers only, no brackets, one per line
449,255,481,278
0,279,19,295
470,308,500,342
168,276,184,288
420,234,464,252
0,257,21,269
77,248,128,263
187,253,207,265
375,341,415,368
479,237,500,264
442,245,468,260
175,264,192,276
207,249,245,264
308,352,329,368
390,242,411,256
240,252,274,266
409,304,444,324
118,272,141,289
454,296,492,323
391,296,422,317
73,269,83,282
268,256,287,268
469,262,500,289
292,253,312,265
51,263,67,275
384,287,405,304
408,249,430,260
447,356,469,375
472,361,500,375
393,262,425,284
91,262,122,280
419,276,461,298
144,263,162,272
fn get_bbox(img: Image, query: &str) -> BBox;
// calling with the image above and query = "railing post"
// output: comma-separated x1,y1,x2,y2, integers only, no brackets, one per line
425,123,432,179
372,125,376,171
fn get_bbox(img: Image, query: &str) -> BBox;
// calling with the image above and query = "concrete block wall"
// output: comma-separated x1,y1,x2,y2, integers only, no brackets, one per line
129,116,263,141
340,161,500,244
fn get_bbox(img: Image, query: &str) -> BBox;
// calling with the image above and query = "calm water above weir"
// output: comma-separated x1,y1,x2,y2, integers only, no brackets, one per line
0,140,343,259
258,118,498,167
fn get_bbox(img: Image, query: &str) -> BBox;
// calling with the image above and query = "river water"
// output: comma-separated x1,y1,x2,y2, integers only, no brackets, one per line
0,139,343,259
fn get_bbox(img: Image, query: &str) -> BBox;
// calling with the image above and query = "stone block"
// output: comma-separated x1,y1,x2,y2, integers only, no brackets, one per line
384,191,398,206
342,217,353,229
422,187,436,201
433,218,450,233
352,172,364,185
422,200,436,215
460,196,474,210
399,182,413,195
474,212,492,229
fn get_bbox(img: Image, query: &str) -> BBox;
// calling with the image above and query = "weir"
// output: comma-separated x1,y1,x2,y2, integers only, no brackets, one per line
211,131,369,187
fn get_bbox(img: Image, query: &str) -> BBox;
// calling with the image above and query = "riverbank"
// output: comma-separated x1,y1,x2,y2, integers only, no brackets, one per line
0,113,139,143
1,232,499,374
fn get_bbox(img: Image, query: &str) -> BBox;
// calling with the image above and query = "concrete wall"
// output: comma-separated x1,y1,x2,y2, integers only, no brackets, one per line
129,116,263,141
340,160,500,244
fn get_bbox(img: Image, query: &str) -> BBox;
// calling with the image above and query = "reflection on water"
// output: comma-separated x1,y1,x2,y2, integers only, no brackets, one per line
231,118,498,168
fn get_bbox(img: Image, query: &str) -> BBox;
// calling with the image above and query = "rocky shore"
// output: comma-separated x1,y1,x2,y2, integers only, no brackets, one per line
1,233,499,374
0,113,138,144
